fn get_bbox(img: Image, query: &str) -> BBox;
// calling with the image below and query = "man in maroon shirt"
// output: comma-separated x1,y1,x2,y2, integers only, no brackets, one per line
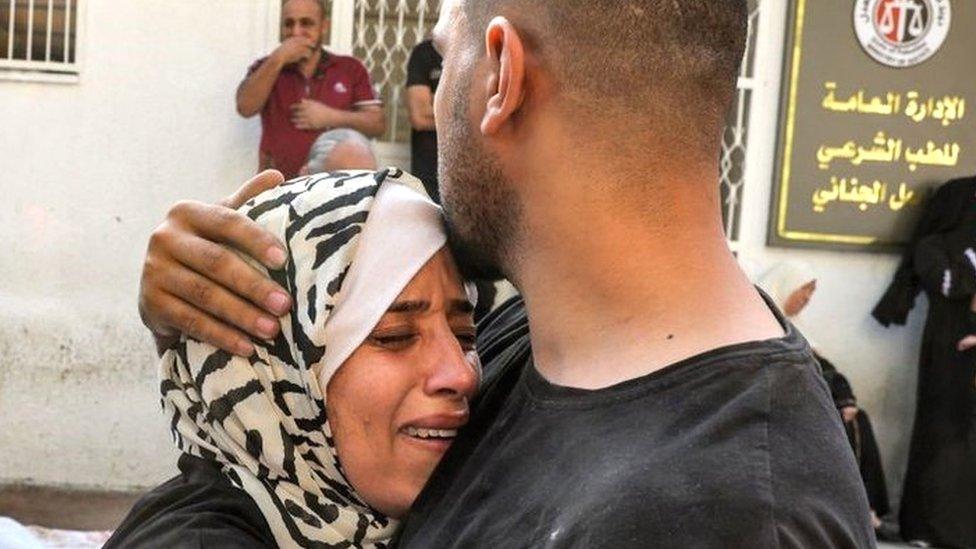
236,0,384,179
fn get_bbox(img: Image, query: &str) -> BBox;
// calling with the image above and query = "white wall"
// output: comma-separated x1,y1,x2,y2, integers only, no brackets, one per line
0,0,279,490
737,0,925,508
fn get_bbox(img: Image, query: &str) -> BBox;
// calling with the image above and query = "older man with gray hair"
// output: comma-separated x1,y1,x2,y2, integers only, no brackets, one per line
300,128,377,175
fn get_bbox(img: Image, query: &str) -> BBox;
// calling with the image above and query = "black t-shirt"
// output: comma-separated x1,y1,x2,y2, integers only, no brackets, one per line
397,295,876,548
406,40,442,202
105,454,274,548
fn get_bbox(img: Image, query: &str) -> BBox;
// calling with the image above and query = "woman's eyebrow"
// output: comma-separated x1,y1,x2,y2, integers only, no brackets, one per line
388,300,428,313
386,299,474,314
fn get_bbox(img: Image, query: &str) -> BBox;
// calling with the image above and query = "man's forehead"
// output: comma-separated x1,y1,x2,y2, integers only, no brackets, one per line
283,0,322,19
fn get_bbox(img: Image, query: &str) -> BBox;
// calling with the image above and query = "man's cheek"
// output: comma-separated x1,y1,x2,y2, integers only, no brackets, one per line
433,95,447,132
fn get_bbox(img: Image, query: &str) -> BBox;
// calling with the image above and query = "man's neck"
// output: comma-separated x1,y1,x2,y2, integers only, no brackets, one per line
298,48,323,78
510,163,784,390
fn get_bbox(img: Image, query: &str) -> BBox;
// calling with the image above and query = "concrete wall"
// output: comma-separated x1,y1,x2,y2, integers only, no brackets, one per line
0,0,278,490
737,0,926,509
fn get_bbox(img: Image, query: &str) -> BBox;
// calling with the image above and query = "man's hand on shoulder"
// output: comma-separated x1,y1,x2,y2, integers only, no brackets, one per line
139,170,293,357
273,36,317,66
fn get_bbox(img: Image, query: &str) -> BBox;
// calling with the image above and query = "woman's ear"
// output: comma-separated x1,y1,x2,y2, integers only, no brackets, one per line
480,17,526,136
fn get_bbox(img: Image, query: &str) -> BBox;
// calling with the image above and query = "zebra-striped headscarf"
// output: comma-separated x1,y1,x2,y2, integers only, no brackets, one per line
160,169,446,548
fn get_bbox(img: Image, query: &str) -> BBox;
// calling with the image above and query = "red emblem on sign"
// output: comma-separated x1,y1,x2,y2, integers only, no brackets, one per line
874,0,931,46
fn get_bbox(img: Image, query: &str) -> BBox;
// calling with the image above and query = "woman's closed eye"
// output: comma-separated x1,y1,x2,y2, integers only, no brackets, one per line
369,331,417,350
367,328,476,352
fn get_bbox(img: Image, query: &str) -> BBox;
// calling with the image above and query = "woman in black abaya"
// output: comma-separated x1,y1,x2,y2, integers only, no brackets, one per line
873,175,976,548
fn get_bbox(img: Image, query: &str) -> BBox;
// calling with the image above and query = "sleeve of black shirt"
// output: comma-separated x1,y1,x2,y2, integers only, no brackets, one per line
406,42,433,88
104,455,274,549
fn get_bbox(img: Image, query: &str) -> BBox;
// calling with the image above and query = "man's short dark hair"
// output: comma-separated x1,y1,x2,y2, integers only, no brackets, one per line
464,0,749,144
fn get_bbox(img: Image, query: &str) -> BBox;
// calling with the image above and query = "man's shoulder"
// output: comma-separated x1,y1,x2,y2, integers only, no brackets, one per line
326,51,370,72
757,348,875,546
247,55,272,74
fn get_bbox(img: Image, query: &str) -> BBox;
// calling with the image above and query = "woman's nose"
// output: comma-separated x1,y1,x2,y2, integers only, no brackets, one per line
423,336,479,399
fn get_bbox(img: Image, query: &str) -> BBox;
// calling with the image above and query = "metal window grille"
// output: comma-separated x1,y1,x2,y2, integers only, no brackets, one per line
720,0,761,242
0,0,78,74
348,0,436,144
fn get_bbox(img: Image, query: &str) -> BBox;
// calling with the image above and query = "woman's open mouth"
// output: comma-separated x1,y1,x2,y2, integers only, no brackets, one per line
399,426,458,452
398,413,467,452
403,426,459,440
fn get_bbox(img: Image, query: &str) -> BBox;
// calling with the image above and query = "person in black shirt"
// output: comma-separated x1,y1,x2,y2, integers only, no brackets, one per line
406,39,442,203
136,0,875,546
397,293,872,548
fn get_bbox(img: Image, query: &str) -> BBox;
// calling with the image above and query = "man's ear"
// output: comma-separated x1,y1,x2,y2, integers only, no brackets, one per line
481,17,526,136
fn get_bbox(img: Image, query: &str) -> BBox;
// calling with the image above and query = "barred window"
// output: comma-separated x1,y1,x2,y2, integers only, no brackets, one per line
720,0,762,243
350,0,437,144
0,0,79,74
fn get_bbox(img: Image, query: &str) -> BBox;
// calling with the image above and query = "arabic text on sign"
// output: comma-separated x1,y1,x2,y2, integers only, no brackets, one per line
821,82,967,127
816,132,960,171
811,177,918,214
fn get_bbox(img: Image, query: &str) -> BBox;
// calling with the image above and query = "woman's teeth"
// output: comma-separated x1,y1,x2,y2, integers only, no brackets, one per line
404,426,458,439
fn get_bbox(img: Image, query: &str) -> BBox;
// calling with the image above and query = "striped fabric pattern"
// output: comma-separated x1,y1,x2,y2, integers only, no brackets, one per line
159,169,415,548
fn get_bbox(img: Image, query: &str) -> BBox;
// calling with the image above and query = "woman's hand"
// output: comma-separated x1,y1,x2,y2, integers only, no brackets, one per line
957,335,976,352
956,295,976,352
840,406,858,424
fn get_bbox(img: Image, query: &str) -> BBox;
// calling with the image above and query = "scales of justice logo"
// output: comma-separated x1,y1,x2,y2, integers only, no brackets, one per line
854,0,951,68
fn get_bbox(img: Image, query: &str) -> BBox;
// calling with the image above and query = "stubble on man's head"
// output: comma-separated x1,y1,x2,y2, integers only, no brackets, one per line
461,0,748,140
